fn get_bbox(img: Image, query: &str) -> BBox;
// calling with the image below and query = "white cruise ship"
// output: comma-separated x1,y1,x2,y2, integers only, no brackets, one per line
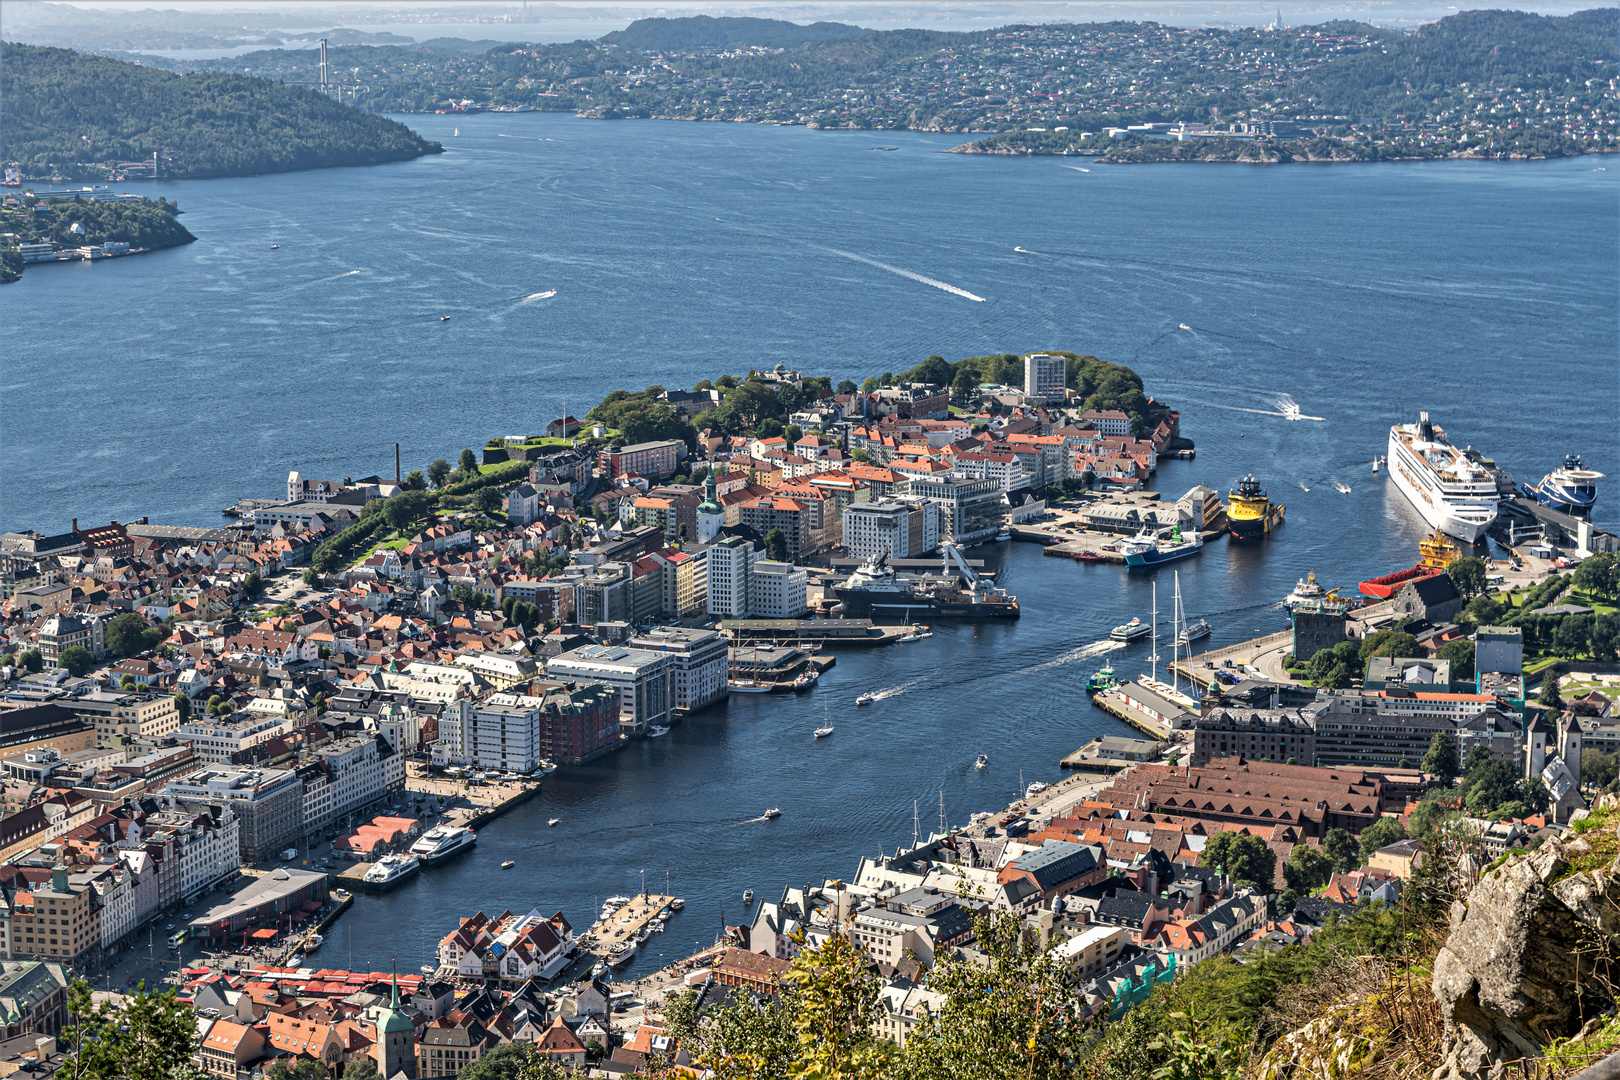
409,825,477,866
1387,413,1501,543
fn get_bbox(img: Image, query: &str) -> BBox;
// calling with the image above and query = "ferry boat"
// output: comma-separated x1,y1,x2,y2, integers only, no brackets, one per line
362,854,420,889
408,825,477,866
831,546,1019,621
1283,573,1326,611
1110,618,1151,643
1226,475,1284,540
1122,526,1204,567
1176,619,1212,645
1086,663,1117,693
975,754,988,769
1523,454,1603,518
1387,413,1502,542
814,727,834,739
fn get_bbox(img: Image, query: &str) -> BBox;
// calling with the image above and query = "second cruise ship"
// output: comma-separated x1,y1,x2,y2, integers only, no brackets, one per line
1387,412,1501,543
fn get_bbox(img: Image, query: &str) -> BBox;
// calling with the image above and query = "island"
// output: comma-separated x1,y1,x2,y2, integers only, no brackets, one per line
0,191,195,283
0,43,443,183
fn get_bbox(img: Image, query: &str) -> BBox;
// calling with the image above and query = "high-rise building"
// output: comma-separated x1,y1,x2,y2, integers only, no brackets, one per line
1023,353,1067,401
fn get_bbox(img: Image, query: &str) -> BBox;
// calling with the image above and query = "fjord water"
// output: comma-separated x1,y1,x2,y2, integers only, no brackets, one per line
3,115,1615,974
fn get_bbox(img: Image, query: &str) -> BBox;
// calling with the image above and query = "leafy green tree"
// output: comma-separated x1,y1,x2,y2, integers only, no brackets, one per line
1464,593,1503,625
62,977,201,1080
1320,827,1361,873
403,469,428,491
1448,556,1488,598
1304,646,1352,689
906,354,954,386
428,458,453,489
1200,831,1276,890
242,571,263,596
835,380,857,395
851,448,869,463
1282,844,1333,892
343,1060,378,1080
1553,614,1592,657
951,366,979,401
1356,816,1406,861
755,417,785,440
458,1043,543,1080
458,448,479,475
105,612,151,657
119,674,137,690
1462,759,1520,815
1571,551,1618,600
1590,613,1619,662
1438,639,1475,683
783,424,803,445
474,486,503,515
56,646,95,677
1358,629,1423,663
859,377,879,394
172,693,191,721
1407,790,1460,840
1539,673,1564,709
764,528,788,563
1582,748,1619,790
1422,731,1460,782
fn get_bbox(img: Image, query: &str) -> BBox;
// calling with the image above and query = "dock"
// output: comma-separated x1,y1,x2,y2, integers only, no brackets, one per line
720,618,923,647
581,893,682,956
1061,734,1168,772
1090,687,1176,740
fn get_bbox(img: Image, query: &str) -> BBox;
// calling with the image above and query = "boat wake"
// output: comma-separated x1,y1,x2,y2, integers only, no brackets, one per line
1014,246,1036,254
1064,166,1091,173
869,681,918,702
822,248,986,302
1266,393,1325,422
1030,639,1127,673
517,290,557,302
1332,482,1352,494
1298,481,1311,493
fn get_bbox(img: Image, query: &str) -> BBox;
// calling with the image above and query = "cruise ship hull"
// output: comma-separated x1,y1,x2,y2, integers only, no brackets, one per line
1387,446,1494,543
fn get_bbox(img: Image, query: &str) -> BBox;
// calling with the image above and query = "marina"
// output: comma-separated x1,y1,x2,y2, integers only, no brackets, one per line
580,893,684,959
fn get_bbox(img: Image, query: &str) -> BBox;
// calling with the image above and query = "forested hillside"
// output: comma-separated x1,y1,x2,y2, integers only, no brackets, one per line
0,43,442,180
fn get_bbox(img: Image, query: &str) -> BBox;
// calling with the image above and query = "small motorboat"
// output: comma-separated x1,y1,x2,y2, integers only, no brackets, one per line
647,724,670,737
269,243,279,250
898,633,922,643
421,964,436,976
1076,550,1101,562
634,928,652,945
975,754,988,770
1026,781,1048,797
996,529,1012,542
500,860,515,870
742,889,756,905
670,898,685,910
856,692,875,706
762,808,781,819
548,818,560,827
303,934,323,952
1179,323,1192,331
814,727,834,739
591,962,608,978
791,671,817,691
439,315,450,321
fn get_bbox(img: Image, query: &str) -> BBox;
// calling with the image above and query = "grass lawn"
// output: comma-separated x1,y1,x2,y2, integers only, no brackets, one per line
1564,590,1618,615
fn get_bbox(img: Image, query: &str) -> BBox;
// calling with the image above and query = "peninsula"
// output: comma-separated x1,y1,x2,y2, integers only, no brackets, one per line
0,190,194,283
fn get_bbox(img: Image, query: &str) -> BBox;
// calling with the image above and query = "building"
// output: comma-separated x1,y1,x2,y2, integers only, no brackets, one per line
1023,353,1067,401
907,476,1004,545
627,627,729,713
300,736,397,833
598,440,682,481
705,535,761,619
200,1020,267,1079
0,706,96,766
1079,409,1132,436
1290,599,1349,664
536,683,621,764
7,867,98,969
1191,709,1317,768
186,866,328,942
842,499,940,561
739,497,813,561
0,962,69,1037
1105,761,1385,837
1051,924,1126,981
71,691,181,749
750,562,808,619
996,841,1106,906
1309,691,1521,771
174,714,293,763
467,696,543,775
546,645,674,736
37,614,105,667
164,766,303,862
1476,626,1524,677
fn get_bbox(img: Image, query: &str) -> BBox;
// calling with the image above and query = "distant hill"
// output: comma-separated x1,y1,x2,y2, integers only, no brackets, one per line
600,16,867,51
0,43,442,180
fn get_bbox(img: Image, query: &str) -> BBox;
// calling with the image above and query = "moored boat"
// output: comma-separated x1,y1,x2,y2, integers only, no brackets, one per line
1123,526,1204,567
409,825,477,866
814,727,834,739
362,853,420,889
1226,475,1285,540
1282,573,1326,610
1523,454,1603,518
1387,413,1501,542
1086,663,1118,693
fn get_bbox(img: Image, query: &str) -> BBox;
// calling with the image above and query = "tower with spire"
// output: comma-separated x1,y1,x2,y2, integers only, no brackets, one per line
696,472,724,544
371,964,416,1080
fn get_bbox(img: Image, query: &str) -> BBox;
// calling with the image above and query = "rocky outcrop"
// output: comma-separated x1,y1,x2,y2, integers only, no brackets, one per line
1431,808,1620,1080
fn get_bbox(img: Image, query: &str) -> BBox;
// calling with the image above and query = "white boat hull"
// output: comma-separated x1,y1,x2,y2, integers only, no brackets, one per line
1387,430,1497,543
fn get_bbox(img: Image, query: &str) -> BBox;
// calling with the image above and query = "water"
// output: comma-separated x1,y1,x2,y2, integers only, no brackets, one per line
3,113,1615,976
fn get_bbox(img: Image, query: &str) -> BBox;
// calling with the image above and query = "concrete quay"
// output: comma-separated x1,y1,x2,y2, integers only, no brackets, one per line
1090,688,1176,740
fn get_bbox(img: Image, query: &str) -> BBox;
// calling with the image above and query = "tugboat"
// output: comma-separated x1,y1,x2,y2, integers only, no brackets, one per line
1226,475,1285,540
1086,662,1118,693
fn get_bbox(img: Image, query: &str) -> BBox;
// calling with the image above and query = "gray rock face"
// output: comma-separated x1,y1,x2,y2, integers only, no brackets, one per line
1431,826,1620,1080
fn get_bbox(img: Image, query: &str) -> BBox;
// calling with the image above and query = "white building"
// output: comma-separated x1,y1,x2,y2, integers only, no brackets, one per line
627,627,730,713
750,561,808,618
469,694,543,775
546,645,674,736
175,715,296,763
301,736,396,834
843,499,940,562
705,535,762,618
1023,352,1067,401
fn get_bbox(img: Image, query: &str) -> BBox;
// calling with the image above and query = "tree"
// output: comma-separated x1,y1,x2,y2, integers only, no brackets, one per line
1539,673,1564,709
1553,614,1592,657
119,674,137,690
784,424,803,445
851,448,869,463
1464,593,1503,625
1407,790,1461,840
1422,731,1460,783
1200,831,1276,890
428,458,453,489
1582,748,1619,790
756,417,785,440
1590,613,1619,662
474,486,502,515
242,571,263,596
105,612,152,657
403,469,428,491
1358,630,1423,662
1514,777,1551,815
1304,643,1353,689
907,354,953,387
859,377,879,394
1356,816,1407,861
458,448,479,475
457,1041,542,1080
172,693,191,721
1462,759,1521,815
1448,556,1488,598
1283,844,1333,892
56,646,94,677
1571,551,1619,600
764,528,788,563
18,649,42,673
344,1060,378,1080
63,977,201,1080
836,379,857,395
1321,827,1361,873
951,366,979,401
1438,639,1475,683
385,490,431,531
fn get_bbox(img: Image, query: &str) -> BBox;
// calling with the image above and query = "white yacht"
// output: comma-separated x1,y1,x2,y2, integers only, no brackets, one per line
362,854,420,889
1387,413,1502,543
409,825,477,866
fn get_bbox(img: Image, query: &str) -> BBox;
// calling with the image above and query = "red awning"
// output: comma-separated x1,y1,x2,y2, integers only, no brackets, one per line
249,928,278,941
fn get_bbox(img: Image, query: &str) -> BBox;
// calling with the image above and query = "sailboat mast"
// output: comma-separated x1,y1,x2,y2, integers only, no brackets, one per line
1171,571,1181,693
1150,580,1159,683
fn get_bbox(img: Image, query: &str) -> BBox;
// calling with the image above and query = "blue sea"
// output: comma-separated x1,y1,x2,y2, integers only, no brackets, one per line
2,114,1615,974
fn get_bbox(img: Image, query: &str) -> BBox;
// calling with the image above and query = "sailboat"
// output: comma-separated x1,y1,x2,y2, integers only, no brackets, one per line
728,642,772,692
